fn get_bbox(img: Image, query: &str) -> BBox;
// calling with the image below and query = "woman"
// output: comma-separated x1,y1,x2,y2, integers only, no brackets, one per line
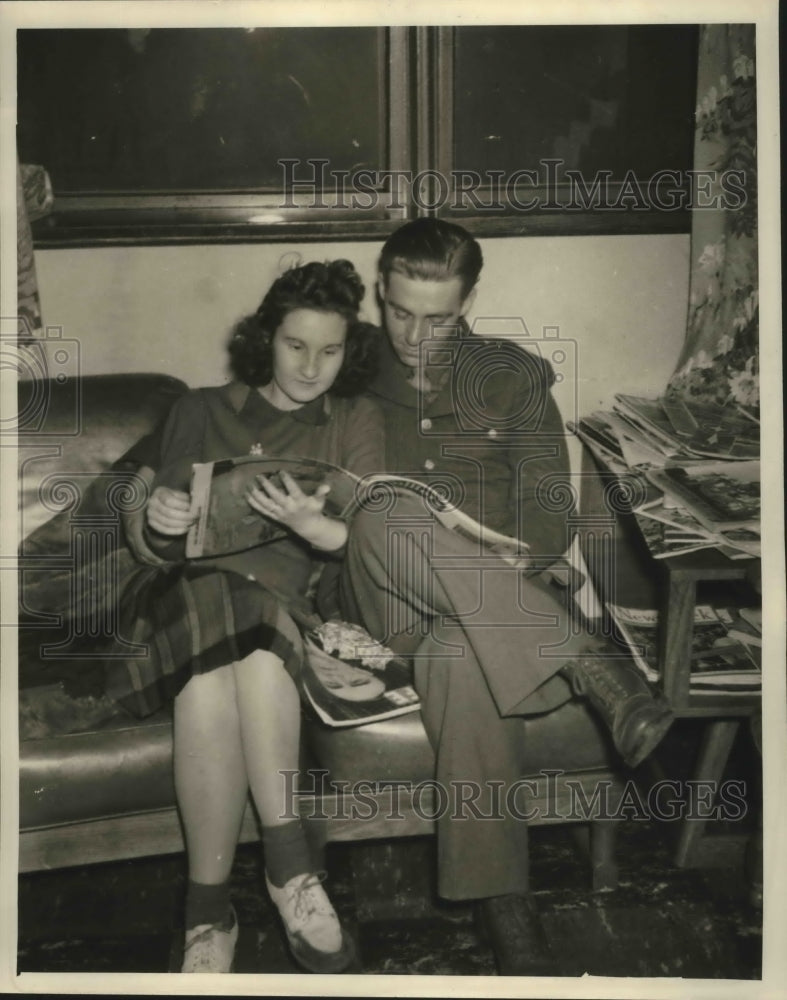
110,260,383,974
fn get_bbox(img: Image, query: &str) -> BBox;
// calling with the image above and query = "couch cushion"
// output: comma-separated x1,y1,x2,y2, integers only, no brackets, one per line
20,695,615,833
18,372,187,542
304,697,614,788
19,709,177,830
305,712,435,786
18,373,189,673
18,701,328,832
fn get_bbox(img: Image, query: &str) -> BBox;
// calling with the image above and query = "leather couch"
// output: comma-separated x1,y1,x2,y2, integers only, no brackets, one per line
17,373,624,890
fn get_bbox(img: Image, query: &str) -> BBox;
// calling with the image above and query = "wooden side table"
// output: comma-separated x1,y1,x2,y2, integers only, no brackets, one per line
577,447,761,872
659,547,760,868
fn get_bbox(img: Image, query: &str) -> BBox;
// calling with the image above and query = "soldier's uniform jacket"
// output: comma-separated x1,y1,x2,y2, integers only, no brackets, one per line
366,323,572,564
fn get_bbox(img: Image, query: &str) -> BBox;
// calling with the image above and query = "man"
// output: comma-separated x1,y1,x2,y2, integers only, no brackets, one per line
316,218,673,971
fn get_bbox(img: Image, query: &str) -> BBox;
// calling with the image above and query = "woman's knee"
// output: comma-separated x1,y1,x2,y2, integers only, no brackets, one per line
234,647,284,678
176,663,237,708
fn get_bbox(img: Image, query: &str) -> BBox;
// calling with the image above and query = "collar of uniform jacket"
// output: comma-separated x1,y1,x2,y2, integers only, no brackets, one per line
369,320,557,421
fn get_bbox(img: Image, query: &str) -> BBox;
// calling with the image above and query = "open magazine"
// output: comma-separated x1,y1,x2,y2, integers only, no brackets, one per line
185,454,531,564
608,603,761,692
299,621,420,728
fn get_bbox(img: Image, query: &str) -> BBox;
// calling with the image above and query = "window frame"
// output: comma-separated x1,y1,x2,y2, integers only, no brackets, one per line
24,24,697,248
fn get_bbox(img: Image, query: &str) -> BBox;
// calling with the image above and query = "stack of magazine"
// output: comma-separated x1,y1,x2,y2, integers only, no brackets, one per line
643,461,760,560
612,394,759,462
569,394,760,561
608,603,762,694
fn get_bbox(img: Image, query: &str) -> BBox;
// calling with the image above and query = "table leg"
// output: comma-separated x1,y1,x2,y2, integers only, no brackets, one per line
674,719,740,868
660,574,696,710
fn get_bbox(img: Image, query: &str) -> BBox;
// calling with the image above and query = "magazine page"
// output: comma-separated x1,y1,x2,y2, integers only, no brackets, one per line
614,394,760,461
301,652,421,728
632,508,717,560
353,473,531,564
186,456,362,558
686,608,761,683
568,422,632,476
666,461,760,520
606,604,660,680
719,527,762,558
614,394,686,453
602,411,673,468
187,456,531,563
300,621,420,728
665,397,760,459
716,607,763,661
646,466,761,533
635,496,716,536
607,603,762,687
572,414,625,459
634,496,760,561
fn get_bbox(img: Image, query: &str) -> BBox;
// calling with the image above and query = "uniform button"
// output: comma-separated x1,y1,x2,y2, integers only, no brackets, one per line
424,458,435,471
421,418,432,431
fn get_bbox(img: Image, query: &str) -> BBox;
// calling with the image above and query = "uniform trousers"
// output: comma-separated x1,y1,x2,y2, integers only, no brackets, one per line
335,498,596,900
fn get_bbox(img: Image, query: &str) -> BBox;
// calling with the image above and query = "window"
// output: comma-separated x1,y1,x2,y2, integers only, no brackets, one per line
435,25,698,233
18,26,409,245
17,24,699,246
20,28,386,191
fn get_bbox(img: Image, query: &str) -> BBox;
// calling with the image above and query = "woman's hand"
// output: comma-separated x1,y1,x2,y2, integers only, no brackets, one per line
146,486,196,536
246,471,347,551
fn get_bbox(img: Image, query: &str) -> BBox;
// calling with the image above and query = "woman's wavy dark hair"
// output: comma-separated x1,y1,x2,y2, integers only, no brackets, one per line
227,259,379,396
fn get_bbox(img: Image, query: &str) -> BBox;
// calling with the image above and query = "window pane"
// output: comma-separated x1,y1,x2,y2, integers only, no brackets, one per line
453,24,698,181
17,27,384,194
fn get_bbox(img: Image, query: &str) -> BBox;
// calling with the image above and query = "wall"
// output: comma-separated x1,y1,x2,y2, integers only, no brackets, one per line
34,233,690,471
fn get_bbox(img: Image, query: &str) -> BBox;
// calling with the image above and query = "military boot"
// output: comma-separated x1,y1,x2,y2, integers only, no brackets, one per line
561,644,674,768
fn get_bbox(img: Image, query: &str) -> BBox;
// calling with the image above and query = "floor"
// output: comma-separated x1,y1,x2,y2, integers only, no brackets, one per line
17,806,762,980
15,716,763,980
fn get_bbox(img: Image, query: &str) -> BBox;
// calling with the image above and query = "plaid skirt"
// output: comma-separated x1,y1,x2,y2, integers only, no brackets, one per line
103,562,304,718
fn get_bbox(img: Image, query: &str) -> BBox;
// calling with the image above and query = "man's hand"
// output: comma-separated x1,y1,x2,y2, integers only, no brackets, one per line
146,486,196,536
246,470,346,551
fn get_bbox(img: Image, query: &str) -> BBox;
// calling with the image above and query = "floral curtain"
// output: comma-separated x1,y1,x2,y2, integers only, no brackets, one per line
17,157,53,344
667,24,758,415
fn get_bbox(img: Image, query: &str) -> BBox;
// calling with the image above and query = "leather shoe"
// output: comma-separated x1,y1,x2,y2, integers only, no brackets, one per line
476,893,556,976
561,644,674,768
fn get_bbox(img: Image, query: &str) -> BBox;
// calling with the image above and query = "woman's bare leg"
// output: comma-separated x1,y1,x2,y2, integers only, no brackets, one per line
173,665,248,884
232,650,302,827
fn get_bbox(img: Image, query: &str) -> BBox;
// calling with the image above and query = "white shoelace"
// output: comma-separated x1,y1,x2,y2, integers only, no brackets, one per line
284,872,333,926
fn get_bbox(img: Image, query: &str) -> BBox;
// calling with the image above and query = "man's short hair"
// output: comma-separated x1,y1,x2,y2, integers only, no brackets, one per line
379,218,483,299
